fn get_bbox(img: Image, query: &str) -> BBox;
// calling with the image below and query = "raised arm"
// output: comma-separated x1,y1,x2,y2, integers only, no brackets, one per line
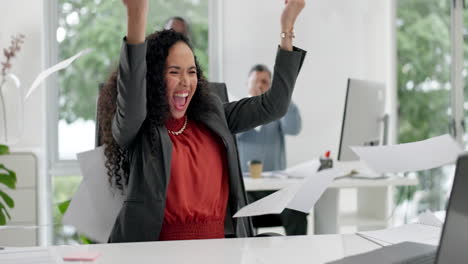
112,0,149,148
280,0,305,51
123,0,148,44
225,0,306,134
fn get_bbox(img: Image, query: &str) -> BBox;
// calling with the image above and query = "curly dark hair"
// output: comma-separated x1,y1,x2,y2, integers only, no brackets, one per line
98,30,215,190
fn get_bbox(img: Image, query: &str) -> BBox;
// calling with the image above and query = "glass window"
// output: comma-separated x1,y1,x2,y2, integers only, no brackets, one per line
56,0,209,160
396,0,455,218
52,0,209,244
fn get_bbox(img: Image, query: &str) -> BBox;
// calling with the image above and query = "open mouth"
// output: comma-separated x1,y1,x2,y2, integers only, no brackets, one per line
173,92,189,111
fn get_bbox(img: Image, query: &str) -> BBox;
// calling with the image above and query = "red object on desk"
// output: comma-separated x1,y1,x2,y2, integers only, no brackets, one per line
63,252,101,262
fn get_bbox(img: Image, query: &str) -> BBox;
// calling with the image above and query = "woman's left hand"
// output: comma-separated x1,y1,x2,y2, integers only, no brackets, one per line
281,0,306,32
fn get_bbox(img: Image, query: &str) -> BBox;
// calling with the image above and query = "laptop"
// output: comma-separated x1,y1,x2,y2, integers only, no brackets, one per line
329,152,468,264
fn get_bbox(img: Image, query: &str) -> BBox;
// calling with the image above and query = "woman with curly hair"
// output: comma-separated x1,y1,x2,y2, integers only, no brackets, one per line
98,0,307,242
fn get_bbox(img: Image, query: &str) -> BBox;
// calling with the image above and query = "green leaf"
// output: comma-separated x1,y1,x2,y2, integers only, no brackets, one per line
79,234,93,244
0,210,5,225
0,190,14,208
0,145,9,155
0,202,11,225
0,164,16,189
57,200,71,215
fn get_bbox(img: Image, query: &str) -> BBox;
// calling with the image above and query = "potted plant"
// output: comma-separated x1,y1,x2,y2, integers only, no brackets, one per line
0,34,24,225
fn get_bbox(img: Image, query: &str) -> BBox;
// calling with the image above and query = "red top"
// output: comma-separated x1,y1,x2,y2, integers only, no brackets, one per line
159,116,229,241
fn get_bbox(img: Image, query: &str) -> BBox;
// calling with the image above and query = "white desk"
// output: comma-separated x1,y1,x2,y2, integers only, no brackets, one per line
48,234,380,264
243,175,418,191
244,175,418,234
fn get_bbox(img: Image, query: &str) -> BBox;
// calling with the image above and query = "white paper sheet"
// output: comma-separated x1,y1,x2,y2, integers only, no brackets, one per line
62,178,108,243
287,168,347,212
234,168,349,217
417,211,444,228
76,147,124,215
233,183,301,217
63,146,124,243
357,224,442,246
24,48,92,100
350,134,463,174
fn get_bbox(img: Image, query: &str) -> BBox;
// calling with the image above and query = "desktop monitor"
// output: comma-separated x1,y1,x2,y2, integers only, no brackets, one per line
338,78,387,161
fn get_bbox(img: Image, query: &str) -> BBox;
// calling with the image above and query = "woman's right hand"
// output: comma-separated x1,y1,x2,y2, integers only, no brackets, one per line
122,0,148,44
122,0,148,13
281,0,305,32
279,0,305,51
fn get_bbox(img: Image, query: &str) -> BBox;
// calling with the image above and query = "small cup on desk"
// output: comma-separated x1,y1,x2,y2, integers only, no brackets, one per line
248,160,263,179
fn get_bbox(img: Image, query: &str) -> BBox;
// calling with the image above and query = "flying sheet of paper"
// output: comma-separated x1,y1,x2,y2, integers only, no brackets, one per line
63,146,124,243
234,168,349,217
357,224,442,246
62,181,107,242
76,146,124,215
417,211,444,228
350,134,463,174
233,183,301,217
287,168,346,212
24,48,92,100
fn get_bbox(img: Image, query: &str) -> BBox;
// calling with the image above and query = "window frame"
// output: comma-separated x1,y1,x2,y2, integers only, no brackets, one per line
450,0,465,145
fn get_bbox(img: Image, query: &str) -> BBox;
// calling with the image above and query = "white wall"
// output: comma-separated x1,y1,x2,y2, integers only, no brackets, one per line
0,0,47,245
223,0,395,166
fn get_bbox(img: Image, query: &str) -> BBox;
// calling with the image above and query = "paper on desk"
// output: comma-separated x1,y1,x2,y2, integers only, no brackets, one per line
350,134,463,174
63,146,124,243
234,168,348,217
357,224,442,246
24,48,92,100
327,241,438,264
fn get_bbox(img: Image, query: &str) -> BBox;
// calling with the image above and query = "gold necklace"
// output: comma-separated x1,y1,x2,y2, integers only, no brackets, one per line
167,116,188,136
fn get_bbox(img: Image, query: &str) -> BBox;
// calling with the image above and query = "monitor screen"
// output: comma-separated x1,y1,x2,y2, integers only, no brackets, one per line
338,78,386,161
